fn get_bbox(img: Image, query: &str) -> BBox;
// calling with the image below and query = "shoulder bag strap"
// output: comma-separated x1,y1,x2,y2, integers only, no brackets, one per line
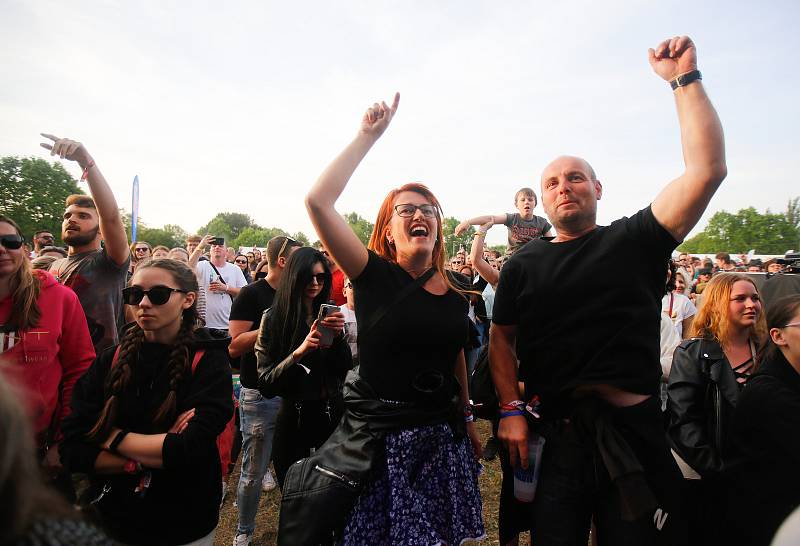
190,349,206,374
207,262,234,301
358,268,436,340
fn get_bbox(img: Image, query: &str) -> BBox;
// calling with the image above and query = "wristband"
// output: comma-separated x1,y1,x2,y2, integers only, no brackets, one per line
123,458,142,475
80,160,96,181
499,409,525,419
108,429,129,455
670,70,702,91
499,399,525,411
464,414,475,423
474,231,486,237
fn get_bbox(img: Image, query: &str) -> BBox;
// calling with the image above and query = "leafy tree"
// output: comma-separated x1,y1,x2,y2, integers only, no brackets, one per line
199,212,259,241
233,227,288,249
292,231,310,246
0,156,83,245
121,212,189,248
343,212,374,246
679,202,800,254
488,244,508,256
442,216,475,258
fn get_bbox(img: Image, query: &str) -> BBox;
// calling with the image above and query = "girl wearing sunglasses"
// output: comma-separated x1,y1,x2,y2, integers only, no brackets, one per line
0,216,95,497
60,259,234,546
234,253,252,284
255,247,351,487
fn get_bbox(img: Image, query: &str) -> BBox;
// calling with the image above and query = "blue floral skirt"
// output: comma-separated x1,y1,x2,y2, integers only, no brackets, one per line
340,423,485,545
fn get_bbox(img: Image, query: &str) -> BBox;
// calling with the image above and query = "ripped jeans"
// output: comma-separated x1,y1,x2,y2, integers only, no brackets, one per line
235,387,282,536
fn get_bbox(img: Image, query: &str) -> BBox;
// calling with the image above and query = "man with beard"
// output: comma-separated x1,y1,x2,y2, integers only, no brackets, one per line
30,230,55,257
44,134,130,353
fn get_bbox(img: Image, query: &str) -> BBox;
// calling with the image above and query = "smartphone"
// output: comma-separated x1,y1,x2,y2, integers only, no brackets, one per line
316,303,339,348
211,236,225,246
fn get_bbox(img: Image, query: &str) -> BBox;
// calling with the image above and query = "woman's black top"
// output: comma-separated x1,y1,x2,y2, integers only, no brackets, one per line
728,351,800,546
353,251,469,402
60,330,233,546
256,309,352,401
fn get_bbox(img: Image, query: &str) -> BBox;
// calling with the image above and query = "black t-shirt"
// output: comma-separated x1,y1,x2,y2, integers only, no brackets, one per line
353,251,469,401
229,279,277,389
492,206,678,411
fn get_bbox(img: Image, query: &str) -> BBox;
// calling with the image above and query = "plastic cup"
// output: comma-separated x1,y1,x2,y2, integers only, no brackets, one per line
513,434,545,502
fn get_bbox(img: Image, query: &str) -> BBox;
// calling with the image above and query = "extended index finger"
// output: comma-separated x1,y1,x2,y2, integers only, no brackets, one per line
390,92,400,113
40,132,59,142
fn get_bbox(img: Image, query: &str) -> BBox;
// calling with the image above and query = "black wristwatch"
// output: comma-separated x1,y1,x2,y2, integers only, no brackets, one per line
670,70,702,90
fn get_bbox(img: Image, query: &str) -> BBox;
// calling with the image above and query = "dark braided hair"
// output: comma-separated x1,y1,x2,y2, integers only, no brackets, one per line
87,258,199,442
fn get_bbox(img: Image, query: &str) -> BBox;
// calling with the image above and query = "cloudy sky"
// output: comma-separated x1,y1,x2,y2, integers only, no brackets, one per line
2,0,798,248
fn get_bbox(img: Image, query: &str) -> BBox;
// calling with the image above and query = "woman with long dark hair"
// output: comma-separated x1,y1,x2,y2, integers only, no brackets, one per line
0,215,95,497
667,272,766,546
60,259,233,546
727,295,800,545
302,93,483,545
256,246,351,487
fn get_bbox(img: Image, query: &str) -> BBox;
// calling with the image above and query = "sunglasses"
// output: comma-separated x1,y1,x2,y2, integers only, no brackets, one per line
235,259,248,264
309,272,330,285
134,247,150,253
394,203,437,218
0,235,24,250
278,237,298,258
122,285,188,305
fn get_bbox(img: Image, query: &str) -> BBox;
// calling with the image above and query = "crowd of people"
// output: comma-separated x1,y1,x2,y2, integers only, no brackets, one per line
1,35,799,546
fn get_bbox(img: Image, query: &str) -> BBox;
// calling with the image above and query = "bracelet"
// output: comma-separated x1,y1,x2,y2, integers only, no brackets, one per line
80,160,96,181
123,458,142,475
669,69,702,91
499,409,525,419
474,231,486,237
108,429,129,455
464,414,475,423
499,399,525,411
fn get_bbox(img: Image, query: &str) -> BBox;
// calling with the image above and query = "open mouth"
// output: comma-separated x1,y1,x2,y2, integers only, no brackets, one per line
409,224,429,238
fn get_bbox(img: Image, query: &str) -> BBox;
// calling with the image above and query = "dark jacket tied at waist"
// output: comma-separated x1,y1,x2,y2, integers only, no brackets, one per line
277,368,462,546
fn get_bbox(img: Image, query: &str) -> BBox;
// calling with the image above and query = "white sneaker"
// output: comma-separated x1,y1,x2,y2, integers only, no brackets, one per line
233,533,252,546
220,480,228,507
262,470,276,492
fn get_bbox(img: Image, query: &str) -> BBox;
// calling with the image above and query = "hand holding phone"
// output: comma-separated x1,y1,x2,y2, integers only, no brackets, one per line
316,303,341,348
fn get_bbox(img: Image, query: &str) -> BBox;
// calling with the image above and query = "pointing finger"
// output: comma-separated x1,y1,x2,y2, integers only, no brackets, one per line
40,143,53,151
391,92,400,113
40,133,59,142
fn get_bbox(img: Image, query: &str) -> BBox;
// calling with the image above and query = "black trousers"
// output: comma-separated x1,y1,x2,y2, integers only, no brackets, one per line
528,397,687,546
272,397,343,489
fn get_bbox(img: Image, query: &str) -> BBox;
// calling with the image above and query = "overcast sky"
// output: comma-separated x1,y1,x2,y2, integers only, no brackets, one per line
3,0,798,248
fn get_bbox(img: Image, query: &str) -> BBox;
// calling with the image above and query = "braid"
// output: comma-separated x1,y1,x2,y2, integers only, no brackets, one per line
86,326,145,442
153,315,195,429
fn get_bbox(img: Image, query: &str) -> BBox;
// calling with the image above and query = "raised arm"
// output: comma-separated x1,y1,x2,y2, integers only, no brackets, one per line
455,214,508,236
470,221,499,287
305,93,400,281
648,36,727,242
189,235,214,269
40,134,130,266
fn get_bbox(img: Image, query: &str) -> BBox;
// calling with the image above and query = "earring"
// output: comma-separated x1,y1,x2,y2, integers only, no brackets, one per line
387,236,394,245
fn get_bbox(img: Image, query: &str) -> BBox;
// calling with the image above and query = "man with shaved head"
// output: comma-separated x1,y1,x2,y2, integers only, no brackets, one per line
490,36,725,544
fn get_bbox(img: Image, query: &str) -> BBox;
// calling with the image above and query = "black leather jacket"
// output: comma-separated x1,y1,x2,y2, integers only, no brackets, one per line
255,308,352,401
666,338,741,477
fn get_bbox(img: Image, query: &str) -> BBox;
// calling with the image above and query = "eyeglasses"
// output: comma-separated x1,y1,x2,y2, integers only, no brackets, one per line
0,235,24,250
783,322,800,328
235,259,248,264
394,204,437,218
134,247,150,253
122,285,188,305
309,272,330,285
278,237,298,258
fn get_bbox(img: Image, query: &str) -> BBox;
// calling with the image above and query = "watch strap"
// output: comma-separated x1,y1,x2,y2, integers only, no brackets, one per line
108,429,129,455
670,70,702,90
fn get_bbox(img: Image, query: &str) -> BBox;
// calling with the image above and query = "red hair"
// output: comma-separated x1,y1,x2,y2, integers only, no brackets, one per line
368,182,464,296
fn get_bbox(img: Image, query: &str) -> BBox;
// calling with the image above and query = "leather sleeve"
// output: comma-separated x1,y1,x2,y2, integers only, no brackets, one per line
255,309,308,397
666,341,721,476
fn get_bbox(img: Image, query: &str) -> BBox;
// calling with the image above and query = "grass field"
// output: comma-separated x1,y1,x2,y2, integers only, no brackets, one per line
213,419,532,546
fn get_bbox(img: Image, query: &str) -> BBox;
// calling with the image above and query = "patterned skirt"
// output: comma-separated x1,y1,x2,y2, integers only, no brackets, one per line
340,423,485,545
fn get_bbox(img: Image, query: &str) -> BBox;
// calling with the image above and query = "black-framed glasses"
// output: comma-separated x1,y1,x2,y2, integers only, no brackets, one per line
309,272,330,285
394,204,437,218
134,247,150,253
235,259,248,264
122,285,187,305
0,235,24,250
278,237,298,258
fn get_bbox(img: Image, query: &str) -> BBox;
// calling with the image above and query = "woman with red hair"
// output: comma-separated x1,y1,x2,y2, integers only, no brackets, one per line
304,94,484,545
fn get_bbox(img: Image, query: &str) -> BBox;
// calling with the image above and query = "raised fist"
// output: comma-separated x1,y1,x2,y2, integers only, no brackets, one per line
648,36,698,82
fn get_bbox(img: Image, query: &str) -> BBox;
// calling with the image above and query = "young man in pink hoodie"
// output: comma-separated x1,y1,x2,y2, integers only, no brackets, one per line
0,216,95,497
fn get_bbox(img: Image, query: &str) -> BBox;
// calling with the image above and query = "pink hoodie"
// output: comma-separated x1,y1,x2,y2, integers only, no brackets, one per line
0,270,95,442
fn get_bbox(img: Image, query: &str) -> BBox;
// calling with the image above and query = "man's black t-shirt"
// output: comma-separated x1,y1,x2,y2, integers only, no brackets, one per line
229,279,276,389
492,206,678,412
353,251,469,402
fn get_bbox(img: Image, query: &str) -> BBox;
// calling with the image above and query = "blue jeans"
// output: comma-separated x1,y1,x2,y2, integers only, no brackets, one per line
235,387,281,536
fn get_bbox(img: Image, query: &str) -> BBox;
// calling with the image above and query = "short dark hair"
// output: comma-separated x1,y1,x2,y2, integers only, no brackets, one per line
267,236,302,268
33,230,53,238
65,194,96,209
715,252,732,264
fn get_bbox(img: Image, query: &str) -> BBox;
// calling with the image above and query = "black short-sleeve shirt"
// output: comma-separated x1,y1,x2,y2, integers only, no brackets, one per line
353,251,469,401
229,280,276,389
492,206,678,410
